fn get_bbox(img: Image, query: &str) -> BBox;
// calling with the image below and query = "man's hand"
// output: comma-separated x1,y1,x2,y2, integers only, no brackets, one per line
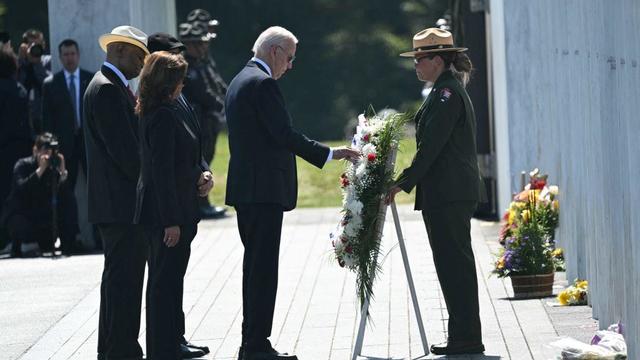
36,153,50,178
197,171,214,197
163,225,181,247
331,146,360,162
57,153,66,173
385,186,403,205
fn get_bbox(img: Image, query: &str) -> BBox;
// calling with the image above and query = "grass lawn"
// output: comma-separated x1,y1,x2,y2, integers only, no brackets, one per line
209,132,417,208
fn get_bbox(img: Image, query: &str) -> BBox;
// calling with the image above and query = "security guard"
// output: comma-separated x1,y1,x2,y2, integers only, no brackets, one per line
387,28,484,356
179,17,226,219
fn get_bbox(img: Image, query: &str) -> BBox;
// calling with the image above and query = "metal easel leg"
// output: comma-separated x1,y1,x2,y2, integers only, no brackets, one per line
391,201,430,356
351,296,370,360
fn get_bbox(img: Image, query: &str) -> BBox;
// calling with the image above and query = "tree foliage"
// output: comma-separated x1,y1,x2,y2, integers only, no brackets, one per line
177,0,453,140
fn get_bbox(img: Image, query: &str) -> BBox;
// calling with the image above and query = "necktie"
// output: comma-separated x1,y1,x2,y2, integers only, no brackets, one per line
68,74,79,129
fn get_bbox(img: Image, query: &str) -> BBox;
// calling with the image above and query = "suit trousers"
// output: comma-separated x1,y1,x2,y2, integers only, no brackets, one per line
145,223,197,360
236,204,284,352
422,201,482,343
97,224,147,360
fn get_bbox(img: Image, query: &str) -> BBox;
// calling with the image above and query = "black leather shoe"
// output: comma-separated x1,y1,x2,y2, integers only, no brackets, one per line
199,204,227,219
242,348,297,360
430,340,485,355
180,343,206,359
182,339,210,355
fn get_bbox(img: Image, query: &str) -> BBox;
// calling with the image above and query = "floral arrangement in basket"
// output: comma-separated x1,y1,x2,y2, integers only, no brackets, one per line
493,170,561,278
557,279,589,306
329,108,408,306
499,168,559,245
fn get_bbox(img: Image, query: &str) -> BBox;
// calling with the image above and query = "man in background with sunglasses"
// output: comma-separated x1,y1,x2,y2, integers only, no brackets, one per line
180,13,227,219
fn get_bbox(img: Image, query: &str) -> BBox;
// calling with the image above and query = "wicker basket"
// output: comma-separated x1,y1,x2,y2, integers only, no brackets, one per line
510,272,555,299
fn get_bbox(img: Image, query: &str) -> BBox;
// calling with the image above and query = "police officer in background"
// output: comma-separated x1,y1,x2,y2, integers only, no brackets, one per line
179,10,227,219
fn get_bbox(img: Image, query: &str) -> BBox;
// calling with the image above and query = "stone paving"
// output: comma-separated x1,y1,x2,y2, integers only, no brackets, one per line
0,205,598,360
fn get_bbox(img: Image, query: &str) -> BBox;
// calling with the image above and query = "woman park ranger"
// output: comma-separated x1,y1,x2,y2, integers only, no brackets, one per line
386,28,484,356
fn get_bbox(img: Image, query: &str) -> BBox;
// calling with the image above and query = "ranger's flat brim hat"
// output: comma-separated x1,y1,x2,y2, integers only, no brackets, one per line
399,28,467,57
99,25,150,55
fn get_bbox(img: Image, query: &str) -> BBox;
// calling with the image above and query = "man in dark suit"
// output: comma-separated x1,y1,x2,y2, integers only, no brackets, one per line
42,39,92,188
83,26,149,360
387,28,484,355
225,26,358,360
41,39,92,253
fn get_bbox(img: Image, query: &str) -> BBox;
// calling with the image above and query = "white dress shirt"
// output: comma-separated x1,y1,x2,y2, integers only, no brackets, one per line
250,57,333,163
63,68,81,127
103,61,129,88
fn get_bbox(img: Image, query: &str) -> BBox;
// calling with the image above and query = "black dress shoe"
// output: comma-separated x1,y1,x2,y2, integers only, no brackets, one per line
199,204,227,219
180,343,206,359
430,340,485,355
182,339,210,355
242,348,297,360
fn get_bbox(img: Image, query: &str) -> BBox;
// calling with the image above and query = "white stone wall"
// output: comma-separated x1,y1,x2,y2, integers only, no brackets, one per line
47,0,176,73
490,0,639,356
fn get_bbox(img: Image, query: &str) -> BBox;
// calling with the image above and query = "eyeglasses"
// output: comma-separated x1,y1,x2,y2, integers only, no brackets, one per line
276,45,296,64
413,54,435,64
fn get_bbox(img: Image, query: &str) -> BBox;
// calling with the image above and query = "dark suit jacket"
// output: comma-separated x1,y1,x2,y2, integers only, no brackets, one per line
225,60,330,211
134,101,204,227
41,69,93,174
395,70,480,210
83,65,140,224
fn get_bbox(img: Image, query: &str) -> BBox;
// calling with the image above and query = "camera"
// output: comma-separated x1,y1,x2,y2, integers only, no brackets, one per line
28,42,44,58
43,140,61,169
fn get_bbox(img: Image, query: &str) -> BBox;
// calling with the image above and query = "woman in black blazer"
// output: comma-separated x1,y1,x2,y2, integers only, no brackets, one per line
134,51,213,360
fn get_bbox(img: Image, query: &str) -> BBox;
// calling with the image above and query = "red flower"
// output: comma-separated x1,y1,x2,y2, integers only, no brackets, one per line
345,245,353,254
367,153,376,162
363,134,370,142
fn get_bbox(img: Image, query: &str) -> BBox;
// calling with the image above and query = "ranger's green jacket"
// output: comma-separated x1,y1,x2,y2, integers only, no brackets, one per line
395,70,480,210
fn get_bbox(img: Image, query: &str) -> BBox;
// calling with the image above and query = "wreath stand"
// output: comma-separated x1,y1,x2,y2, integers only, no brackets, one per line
351,148,429,360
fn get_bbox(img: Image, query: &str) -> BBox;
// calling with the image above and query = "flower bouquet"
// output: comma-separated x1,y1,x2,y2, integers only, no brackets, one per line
493,188,557,297
499,168,559,245
557,279,588,306
330,108,408,307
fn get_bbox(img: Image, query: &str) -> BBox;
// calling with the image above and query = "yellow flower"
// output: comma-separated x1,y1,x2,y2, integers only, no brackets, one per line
521,209,531,223
508,209,516,225
496,258,505,270
576,280,588,289
552,199,560,211
552,248,563,258
557,291,569,305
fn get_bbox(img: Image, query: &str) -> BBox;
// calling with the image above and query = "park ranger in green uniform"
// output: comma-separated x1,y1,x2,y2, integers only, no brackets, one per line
387,28,484,356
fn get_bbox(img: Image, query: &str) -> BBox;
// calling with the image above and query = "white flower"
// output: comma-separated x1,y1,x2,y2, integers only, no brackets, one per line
361,143,377,157
345,199,363,217
358,114,367,126
343,254,356,268
344,215,362,237
334,237,345,252
549,185,559,196
355,162,368,179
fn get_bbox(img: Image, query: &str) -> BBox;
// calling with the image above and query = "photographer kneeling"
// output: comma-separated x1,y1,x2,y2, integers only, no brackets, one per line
1,133,77,257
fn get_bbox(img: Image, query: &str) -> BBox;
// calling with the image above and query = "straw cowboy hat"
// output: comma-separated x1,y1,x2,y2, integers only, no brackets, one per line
99,25,150,55
400,28,467,57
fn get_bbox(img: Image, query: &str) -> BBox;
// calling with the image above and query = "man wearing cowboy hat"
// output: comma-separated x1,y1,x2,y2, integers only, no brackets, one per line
387,28,485,355
83,25,149,360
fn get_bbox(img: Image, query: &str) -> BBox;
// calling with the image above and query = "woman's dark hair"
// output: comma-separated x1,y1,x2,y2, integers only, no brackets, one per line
0,47,18,79
135,51,188,116
438,51,473,86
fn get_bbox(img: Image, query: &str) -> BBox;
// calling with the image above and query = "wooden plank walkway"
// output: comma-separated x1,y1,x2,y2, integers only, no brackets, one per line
1,205,595,360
